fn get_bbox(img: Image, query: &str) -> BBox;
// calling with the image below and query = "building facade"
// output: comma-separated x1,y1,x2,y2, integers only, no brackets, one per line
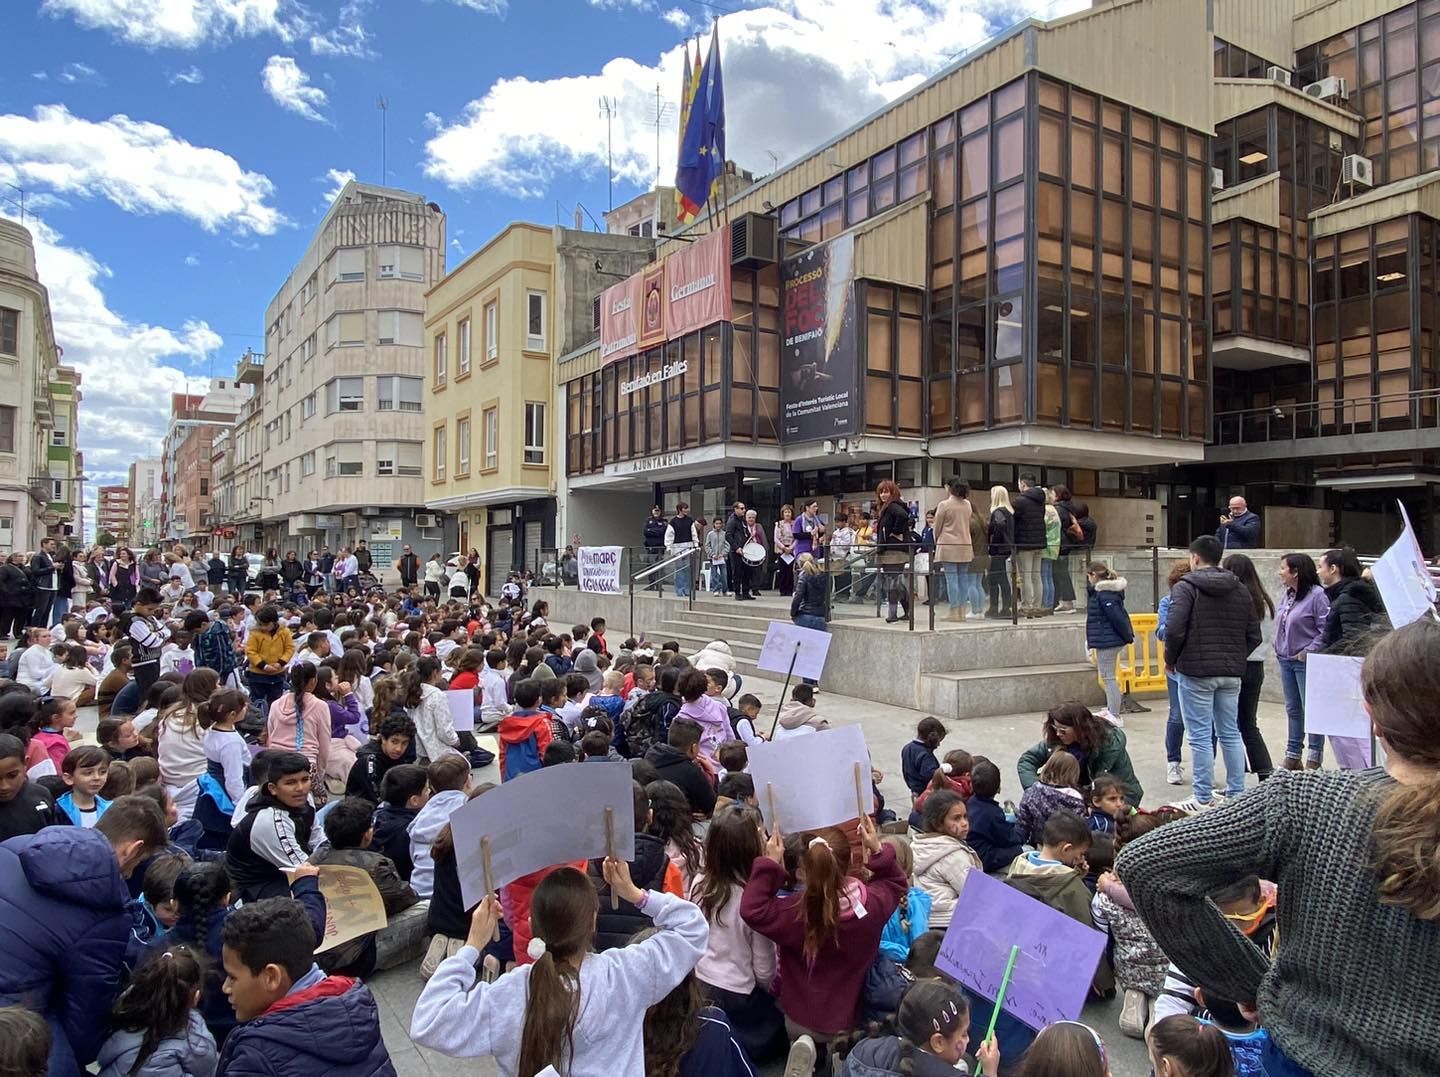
97,485,130,542
256,180,450,565
159,380,246,545
128,458,161,547
556,0,1440,553
46,364,82,542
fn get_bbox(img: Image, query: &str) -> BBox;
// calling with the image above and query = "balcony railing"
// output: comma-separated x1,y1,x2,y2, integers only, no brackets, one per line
1212,388,1440,447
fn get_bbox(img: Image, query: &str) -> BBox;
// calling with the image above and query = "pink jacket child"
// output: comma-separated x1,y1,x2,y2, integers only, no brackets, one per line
267,687,332,774
676,672,733,761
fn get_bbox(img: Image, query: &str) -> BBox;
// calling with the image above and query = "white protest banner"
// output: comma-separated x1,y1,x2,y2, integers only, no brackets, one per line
447,688,475,733
1303,654,1370,739
448,761,635,909
1370,500,1437,629
579,546,624,594
749,724,870,833
756,620,833,683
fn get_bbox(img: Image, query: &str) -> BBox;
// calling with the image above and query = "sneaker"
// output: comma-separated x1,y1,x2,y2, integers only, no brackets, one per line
783,1035,817,1077
1166,761,1184,785
1119,989,1148,1039
1169,796,1216,814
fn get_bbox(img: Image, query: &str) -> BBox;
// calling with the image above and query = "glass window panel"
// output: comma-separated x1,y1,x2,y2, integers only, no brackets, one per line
1071,366,1095,425
1037,361,1063,424
1072,91,1096,124
1102,135,1124,195
1132,143,1154,206
872,148,896,179
866,378,894,432
868,313,893,373
1071,123,1096,189
992,364,1022,423
1040,114,1064,176
994,296,1024,363
1131,373,1155,432
899,318,923,378
961,133,989,200
1102,371,1126,427
1104,102,1124,131
801,188,822,215
960,99,988,136
932,144,956,204
994,79,1025,117
995,115,1025,184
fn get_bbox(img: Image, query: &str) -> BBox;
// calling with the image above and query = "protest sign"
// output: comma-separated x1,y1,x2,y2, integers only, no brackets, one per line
1330,736,1374,769
936,869,1106,1031
749,724,869,833
579,546,623,594
449,761,635,909
312,866,388,954
447,688,475,733
756,620,833,683
1370,501,1438,629
1304,654,1370,739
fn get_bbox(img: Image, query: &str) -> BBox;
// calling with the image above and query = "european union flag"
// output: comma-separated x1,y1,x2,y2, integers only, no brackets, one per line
676,23,725,223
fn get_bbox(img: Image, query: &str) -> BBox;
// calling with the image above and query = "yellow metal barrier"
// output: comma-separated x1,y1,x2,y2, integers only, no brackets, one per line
1114,613,1168,695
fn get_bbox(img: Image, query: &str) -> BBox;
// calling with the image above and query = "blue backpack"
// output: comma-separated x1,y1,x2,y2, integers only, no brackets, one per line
503,734,542,781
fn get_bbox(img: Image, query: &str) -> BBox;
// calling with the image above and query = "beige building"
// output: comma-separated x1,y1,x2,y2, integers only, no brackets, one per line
257,180,450,564
127,458,161,547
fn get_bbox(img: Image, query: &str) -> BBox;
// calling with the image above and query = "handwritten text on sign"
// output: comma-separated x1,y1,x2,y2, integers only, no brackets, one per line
578,546,623,595
313,865,387,954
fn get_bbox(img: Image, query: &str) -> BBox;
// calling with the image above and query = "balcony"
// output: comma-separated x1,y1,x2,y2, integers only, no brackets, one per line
236,352,264,386
1209,388,1440,464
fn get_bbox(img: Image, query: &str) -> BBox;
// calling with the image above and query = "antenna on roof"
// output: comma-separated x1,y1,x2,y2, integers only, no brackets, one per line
377,96,389,183
599,96,619,211
648,84,675,193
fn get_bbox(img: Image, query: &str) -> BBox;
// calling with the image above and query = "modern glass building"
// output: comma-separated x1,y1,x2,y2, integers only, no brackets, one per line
557,0,1440,552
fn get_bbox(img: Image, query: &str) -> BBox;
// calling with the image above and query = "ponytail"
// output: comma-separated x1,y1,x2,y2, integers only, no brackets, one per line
1362,619,1440,920
1146,1015,1235,1077
199,687,248,731
109,944,205,1075
799,826,851,959
289,661,316,715
516,868,595,1077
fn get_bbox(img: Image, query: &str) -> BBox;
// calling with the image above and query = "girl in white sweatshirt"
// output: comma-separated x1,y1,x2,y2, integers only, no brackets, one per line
411,858,707,1077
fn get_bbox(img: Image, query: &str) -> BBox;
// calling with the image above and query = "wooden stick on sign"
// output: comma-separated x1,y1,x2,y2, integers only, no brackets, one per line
767,782,780,833
605,806,619,911
480,836,500,942
854,761,867,823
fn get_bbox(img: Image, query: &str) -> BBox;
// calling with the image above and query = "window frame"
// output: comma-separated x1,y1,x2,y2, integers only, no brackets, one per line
0,405,14,453
434,332,448,387
458,317,472,376
456,412,472,478
484,301,499,364
432,423,447,482
526,291,546,352
326,376,365,414
524,401,546,465
0,307,19,356
483,405,499,471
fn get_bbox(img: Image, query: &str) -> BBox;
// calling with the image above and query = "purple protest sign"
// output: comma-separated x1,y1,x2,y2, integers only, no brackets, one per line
935,868,1106,1031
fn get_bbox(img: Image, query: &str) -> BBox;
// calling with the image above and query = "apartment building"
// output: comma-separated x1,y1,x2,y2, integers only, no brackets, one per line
557,0,1440,552
97,484,130,543
0,218,76,553
257,180,450,565
46,364,82,542
128,458,161,547
159,380,247,545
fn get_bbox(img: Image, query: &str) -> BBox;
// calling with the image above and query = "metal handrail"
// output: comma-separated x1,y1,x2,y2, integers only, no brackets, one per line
1212,387,1440,446
632,547,696,582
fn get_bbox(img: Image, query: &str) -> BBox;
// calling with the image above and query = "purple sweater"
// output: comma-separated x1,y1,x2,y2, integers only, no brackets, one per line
1273,586,1330,660
326,692,366,739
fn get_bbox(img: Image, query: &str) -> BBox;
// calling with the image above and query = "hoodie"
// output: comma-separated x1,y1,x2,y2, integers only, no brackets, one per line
841,1034,973,1077
0,827,134,1077
1162,566,1261,679
265,691,332,771
1005,852,1113,992
774,700,829,740
97,1010,218,1077
1321,576,1389,654
497,708,552,781
910,832,981,928
676,694,732,760
408,789,468,898
645,743,717,816
573,649,603,695
217,976,395,1077
344,740,414,804
688,641,736,675
588,832,673,951
371,803,419,882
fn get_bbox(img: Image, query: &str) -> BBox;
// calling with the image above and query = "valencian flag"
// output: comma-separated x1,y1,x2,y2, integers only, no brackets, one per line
674,40,698,222
675,22,726,223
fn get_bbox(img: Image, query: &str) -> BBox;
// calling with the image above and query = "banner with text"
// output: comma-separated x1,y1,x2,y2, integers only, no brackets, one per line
780,232,859,442
600,275,641,363
666,227,731,338
578,545,624,594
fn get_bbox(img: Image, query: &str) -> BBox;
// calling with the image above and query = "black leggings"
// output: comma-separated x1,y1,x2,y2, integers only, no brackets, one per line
1239,660,1274,777
0,605,28,639
988,556,1012,612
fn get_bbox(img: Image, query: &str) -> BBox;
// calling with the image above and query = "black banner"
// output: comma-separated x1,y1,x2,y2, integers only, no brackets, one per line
780,233,859,442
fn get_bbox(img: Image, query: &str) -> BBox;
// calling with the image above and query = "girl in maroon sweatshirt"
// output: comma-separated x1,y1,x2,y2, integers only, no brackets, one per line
740,814,906,1046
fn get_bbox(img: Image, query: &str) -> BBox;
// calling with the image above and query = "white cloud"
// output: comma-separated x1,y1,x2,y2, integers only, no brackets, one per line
171,65,205,85
23,217,223,504
184,253,200,266
0,104,286,234
445,0,508,12
660,7,689,30
423,0,1084,199
261,56,329,123
588,0,652,7
59,61,103,84
310,0,374,58
33,72,49,81
319,167,356,206
41,0,311,48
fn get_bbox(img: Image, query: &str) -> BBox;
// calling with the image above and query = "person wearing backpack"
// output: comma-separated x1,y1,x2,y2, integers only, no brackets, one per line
498,679,552,780
624,665,681,759
1053,485,1087,614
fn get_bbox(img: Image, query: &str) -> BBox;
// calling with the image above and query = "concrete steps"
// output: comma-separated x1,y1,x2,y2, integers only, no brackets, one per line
920,663,1103,720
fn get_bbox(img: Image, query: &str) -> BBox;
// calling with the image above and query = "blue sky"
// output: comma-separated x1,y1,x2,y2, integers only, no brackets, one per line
0,0,1081,531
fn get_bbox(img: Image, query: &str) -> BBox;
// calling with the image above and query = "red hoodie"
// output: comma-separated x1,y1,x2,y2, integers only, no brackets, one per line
497,709,552,779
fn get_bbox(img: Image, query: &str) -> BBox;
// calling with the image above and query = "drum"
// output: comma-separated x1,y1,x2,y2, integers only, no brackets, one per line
742,541,767,566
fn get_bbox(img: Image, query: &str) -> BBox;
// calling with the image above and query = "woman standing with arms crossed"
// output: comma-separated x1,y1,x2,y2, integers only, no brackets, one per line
772,505,797,597
875,480,915,624
1273,553,1330,771
931,477,974,622
1118,618,1440,1077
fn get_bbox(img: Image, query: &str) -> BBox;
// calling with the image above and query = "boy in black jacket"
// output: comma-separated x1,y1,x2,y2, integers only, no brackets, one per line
370,764,428,881
0,733,61,841
965,759,1023,873
643,718,716,817
344,714,417,803
588,780,672,950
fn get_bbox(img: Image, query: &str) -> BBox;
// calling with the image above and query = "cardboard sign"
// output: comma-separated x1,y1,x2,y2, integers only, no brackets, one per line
749,724,869,833
756,620,832,682
447,688,475,733
578,546,623,594
1303,654,1370,739
1330,736,1374,770
936,869,1106,1031
1370,501,1437,629
312,865,388,954
448,761,636,910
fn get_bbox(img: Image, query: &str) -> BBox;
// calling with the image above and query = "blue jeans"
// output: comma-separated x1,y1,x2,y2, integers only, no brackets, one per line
1165,672,1184,763
1261,1036,1315,1077
709,561,728,592
674,557,692,599
967,566,986,612
51,597,71,623
942,563,966,612
1278,656,1324,763
793,614,828,685
1176,672,1246,802
1041,559,1055,609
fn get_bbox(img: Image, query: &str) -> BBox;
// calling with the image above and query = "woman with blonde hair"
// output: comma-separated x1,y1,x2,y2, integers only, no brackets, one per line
985,486,1015,619
790,553,828,687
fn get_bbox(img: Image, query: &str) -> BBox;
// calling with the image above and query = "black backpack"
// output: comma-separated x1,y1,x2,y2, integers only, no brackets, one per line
624,691,679,759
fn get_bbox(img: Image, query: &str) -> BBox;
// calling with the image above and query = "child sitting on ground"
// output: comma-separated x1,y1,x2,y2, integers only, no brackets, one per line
28,696,79,774
344,713,416,804
731,693,763,746
138,851,190,940
1087,773,1133,835
716,739,747,780
223,751,315,902
867,835,933,1020
901,716,947,799
839,979,999,1077
1152,876,1277,1023
909,749,975,829
1146,1014,1240,1077
911,790,980,929
497,679,551,781
409,755,472,899
589,781,680,951
100,762,133,806
50,643,100,706
1014,749,1086,845
1017,1021,1112,1076
309,797,420,977
411,860,707,1074
715,772,756,811
1194,992,1266,1077
219,895,394,1074
97,943,216,1077
643,719,717,819
371,763,429,882
57,744,111,827
774,684,830,740
963,760,1023,874
675,669,732,762
647,778,705,892
96,716,146,762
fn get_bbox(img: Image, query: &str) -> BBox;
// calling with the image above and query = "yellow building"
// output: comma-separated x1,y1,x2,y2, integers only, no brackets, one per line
424,223,558,592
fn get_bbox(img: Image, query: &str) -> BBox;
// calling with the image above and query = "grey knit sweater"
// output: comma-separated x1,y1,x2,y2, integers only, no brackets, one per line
1115,769,1440,1077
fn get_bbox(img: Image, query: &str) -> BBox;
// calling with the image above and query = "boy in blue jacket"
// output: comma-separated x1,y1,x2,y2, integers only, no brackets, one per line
964,760,1023,873
219,895,395,1077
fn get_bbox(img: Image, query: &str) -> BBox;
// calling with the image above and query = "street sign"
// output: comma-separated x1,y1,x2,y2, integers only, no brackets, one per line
40,510,61,526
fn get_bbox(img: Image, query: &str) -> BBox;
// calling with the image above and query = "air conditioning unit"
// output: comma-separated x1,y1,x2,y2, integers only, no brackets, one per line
1303,76,1350,103
1212,167,1225,191
1341,153,1374,188
1267,66,1293,87
415,513,439,529
730,212,778,269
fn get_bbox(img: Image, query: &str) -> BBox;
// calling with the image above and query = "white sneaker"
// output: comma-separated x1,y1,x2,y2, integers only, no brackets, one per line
1169,796,1216,814
1119,989,1148,1038
783,1035,816,1077
1166,762,1184,785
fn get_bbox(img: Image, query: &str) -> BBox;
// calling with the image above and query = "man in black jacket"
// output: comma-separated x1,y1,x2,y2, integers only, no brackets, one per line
1012,474,1048,616
724,501,751,600
29,539,58,628
642,506,667,592
1163,535,1261,813
394,544,420,589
